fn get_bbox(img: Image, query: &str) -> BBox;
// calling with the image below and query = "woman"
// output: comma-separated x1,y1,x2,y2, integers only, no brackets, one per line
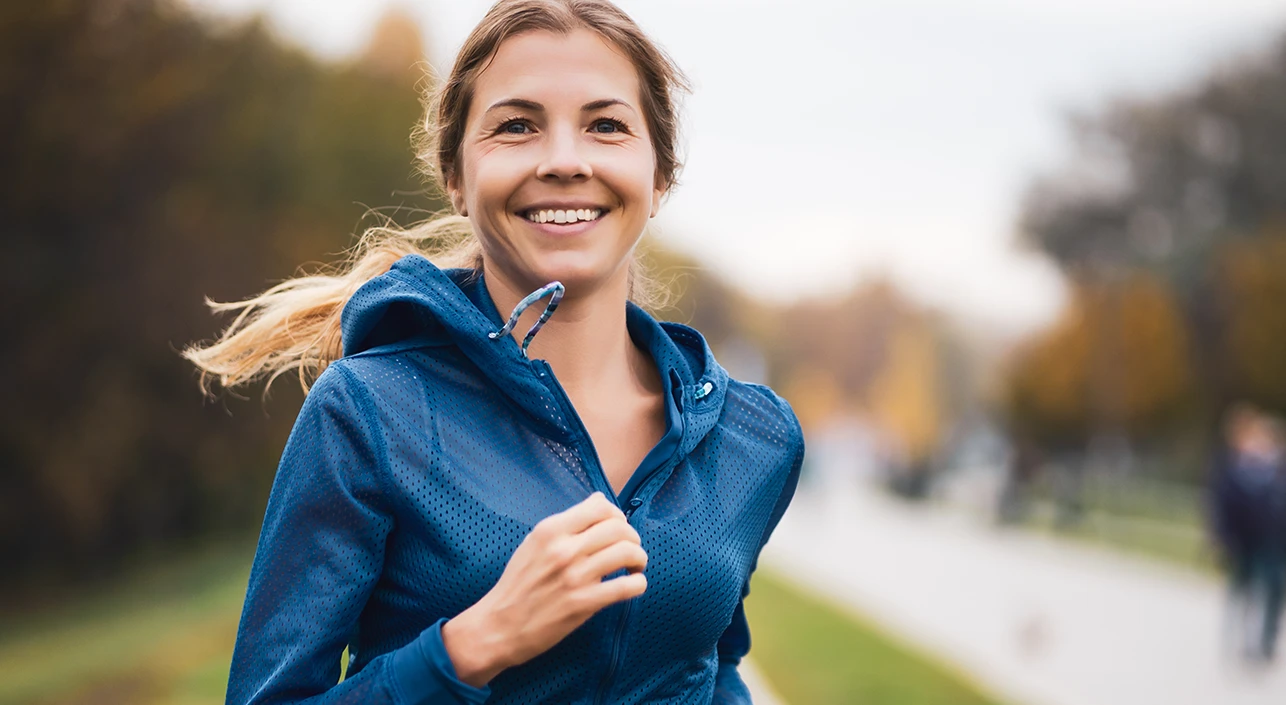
186,1,803,702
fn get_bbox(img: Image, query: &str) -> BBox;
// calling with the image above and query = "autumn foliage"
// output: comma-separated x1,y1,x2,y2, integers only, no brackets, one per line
0,0,439,596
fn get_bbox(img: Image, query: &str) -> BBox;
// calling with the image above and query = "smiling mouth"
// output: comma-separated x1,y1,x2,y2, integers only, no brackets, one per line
521,208,606,224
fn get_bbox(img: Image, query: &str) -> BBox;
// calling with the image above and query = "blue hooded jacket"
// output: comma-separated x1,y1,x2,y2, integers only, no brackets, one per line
225,254,804,704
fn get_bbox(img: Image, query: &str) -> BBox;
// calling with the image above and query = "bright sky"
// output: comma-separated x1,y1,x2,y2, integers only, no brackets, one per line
188,0,1286,334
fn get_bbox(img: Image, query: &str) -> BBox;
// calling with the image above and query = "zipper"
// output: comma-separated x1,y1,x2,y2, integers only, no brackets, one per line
592,495,651,703
611,375,693,511
589,460,680,704
531,359,618,501
594,597,633,705
532,359,688,704
532,358,627,703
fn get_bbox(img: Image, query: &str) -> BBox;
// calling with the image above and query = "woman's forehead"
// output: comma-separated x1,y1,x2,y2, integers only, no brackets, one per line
472,28,641,110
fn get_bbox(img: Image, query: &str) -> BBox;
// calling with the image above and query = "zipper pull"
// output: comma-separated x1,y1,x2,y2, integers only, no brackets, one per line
624,497,643,518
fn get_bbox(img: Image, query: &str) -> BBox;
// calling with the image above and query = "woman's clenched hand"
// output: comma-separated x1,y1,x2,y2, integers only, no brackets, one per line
440,492,648,687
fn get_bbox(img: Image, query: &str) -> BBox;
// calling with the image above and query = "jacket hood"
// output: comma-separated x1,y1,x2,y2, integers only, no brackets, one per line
339,254,729,453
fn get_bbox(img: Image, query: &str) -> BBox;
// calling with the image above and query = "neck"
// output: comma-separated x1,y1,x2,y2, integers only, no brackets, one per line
482,264,652,404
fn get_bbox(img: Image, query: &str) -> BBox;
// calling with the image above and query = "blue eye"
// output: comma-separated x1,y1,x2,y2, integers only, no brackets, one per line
500,120,531,134
592,118,626,134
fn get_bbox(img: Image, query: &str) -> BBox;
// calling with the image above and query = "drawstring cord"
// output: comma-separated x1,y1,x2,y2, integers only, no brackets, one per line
488,281,565,357
489,281,718,402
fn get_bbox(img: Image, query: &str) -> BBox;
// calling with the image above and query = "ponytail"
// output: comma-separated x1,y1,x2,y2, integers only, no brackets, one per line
182,215,478,397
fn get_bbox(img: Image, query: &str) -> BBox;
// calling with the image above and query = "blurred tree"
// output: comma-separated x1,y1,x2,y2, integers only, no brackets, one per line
1004,272,1196,448
761,279,961,463
360,7,431,80
1015,29,1286,453
770,281,902,408
643,241,971,479
1021,34,1286,272
867,315,945,466
1219,230,1286,411
0,0,439,598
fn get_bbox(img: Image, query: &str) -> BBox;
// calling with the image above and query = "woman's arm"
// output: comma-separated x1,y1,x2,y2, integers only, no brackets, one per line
712,597,755,703
225,363,488,705
712,403,805,704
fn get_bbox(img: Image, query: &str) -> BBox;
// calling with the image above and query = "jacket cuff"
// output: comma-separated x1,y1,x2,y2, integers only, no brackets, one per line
391,618,492,704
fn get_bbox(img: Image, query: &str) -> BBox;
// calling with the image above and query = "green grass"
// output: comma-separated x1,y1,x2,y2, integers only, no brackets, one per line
1048,513,1216,573
0,541,255,705
746,570,1007,705
996,473,1221,575
1012,499,1219,575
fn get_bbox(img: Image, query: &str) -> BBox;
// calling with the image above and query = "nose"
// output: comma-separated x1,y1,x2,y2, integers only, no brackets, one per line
536,124,592,181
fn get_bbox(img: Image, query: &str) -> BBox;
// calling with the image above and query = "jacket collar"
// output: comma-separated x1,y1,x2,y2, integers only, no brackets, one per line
340,254,728,454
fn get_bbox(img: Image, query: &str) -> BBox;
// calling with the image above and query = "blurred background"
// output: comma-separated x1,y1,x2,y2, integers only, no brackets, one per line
4,0,1286,703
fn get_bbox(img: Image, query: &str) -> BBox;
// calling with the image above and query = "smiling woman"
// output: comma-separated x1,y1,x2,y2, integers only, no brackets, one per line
182,1,803,704
448,28,664,304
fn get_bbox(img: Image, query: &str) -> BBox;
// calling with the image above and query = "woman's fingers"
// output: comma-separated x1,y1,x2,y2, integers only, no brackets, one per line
568,540,648,585
579,571,648,611
536,492,623,538
571,513,640,556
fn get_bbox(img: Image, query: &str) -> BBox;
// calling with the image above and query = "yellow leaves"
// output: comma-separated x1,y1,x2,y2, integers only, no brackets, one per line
1009,293,1093,433
780,367,844,434
1005,270,1194,440
868,322,942,462
1220,235,1286,408
1115,274,1193,425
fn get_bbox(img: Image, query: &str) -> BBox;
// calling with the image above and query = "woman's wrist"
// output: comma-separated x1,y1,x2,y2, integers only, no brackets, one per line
441,606,509,687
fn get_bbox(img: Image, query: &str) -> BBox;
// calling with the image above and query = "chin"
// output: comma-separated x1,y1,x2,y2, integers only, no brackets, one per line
522,252,628,296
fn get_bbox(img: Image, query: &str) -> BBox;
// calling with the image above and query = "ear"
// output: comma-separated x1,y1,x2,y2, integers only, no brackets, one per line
446,171,468,217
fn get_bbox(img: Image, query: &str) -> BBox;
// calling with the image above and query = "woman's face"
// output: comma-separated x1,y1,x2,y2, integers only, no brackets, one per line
449,28,664,298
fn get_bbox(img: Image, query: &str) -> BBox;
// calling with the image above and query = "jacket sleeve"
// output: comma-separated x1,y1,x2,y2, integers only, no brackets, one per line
225,363,490,705
711,410,805,704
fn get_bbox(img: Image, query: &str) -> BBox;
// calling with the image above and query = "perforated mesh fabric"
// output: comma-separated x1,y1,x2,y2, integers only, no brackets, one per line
225,255,804,705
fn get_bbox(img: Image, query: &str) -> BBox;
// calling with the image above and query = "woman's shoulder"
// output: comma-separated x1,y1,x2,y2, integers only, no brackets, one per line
722,378,801,427
316,342,475,409
719,378,805,457
335,335,468,377
715,379,805,532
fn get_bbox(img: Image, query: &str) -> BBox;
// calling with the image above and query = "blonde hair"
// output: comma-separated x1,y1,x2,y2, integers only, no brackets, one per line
184,0,690,397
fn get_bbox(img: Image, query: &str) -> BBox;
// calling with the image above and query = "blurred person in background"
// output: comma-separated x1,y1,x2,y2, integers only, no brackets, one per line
182,0,803,703
1209,404,1286,665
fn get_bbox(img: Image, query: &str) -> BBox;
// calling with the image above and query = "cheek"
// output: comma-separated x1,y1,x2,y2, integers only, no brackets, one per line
460,146,520,207
605,146,660,206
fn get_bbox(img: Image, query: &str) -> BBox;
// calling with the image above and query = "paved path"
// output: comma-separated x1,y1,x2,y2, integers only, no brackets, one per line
762,483,1286,705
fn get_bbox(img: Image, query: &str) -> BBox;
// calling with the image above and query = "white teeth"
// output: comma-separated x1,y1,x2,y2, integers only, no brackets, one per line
525,208,603,224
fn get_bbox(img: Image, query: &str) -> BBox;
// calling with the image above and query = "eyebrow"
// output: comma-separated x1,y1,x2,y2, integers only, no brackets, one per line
483,98,636,115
